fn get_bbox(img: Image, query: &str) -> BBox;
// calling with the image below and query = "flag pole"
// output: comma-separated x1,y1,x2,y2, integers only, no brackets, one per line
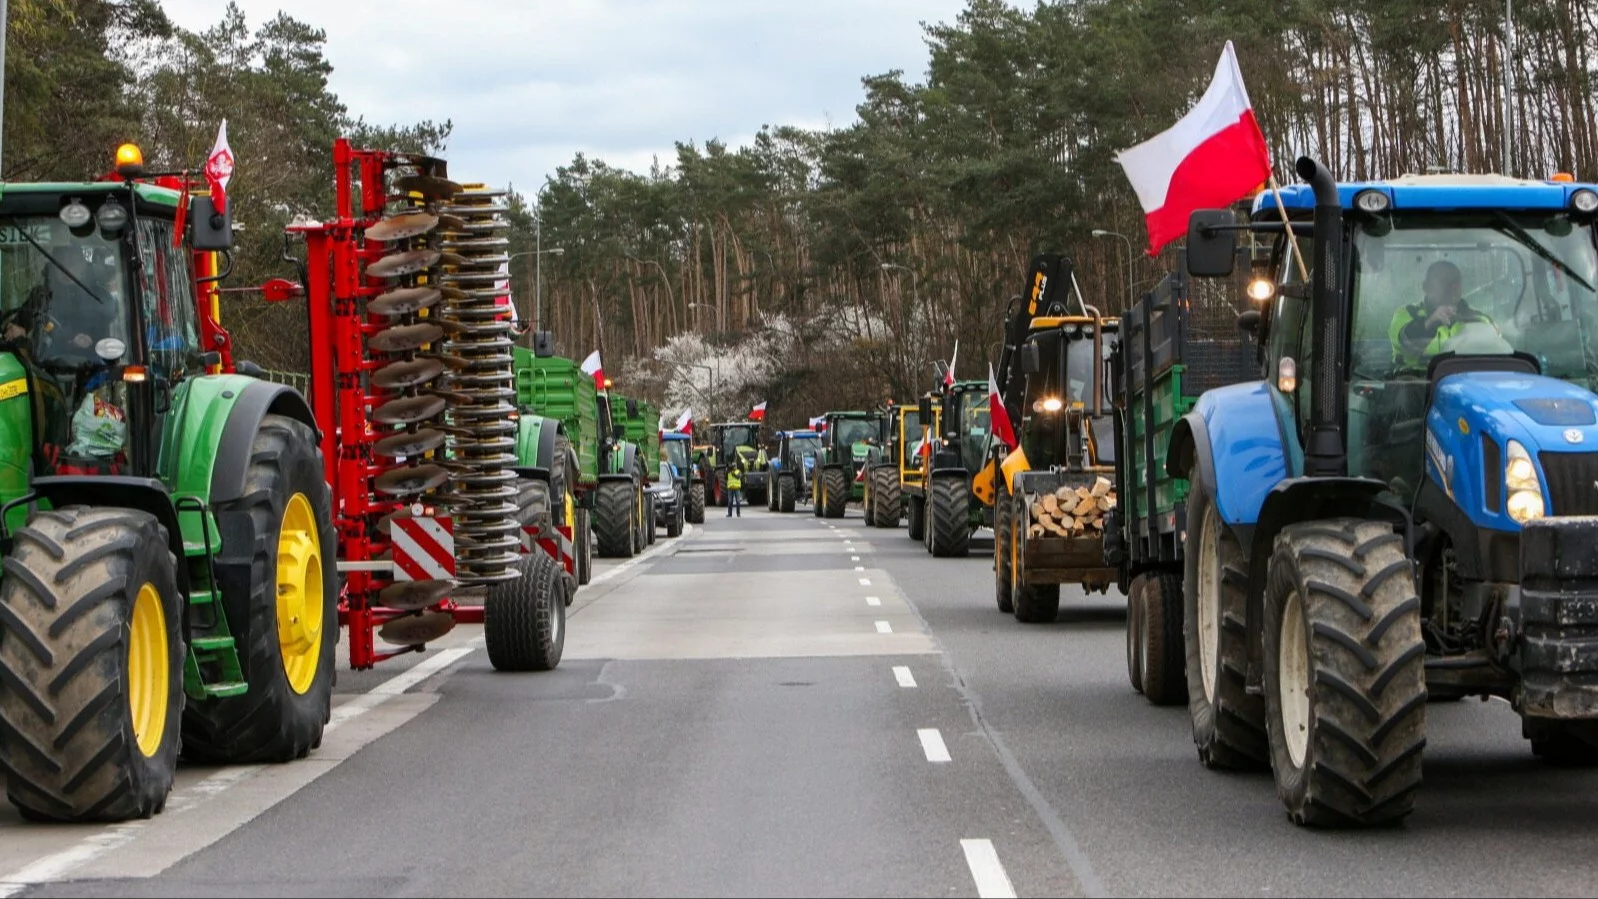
1267,173,1311,284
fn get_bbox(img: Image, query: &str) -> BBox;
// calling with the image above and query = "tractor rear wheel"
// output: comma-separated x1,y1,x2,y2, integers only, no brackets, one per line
485,551,568,671
995,488,1014,614
686,482,705,524
1262,519,1427,827
1140,573,1187,706
0,507,184,822
184,413,337,765
593,480,637,558
871,467,900,528
1183,473,1269,770
928,476,971,557
778,474,796,513
822,467,849,519
575,508,593,585
907,494,925,541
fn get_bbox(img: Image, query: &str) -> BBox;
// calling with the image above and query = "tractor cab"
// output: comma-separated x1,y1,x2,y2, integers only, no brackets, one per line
0,158,230,482
1010,319,1119,473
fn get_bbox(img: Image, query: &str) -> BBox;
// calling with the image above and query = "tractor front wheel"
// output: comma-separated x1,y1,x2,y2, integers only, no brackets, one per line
928,475,972,557
907,494,925,541
995,488,1014,614
778,474,796,513
822,467,849,519
686,482,705,524
871,467,901,528
592,480,637,558
0,507,185,822
184,413,337,765
485,551,569,671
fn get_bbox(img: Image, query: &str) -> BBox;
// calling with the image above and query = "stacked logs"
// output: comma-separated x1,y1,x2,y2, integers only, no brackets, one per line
1027,477,1115,538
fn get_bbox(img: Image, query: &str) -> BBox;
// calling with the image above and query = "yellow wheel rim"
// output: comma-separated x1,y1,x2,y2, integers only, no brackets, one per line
276,492,325,695
128,583,169,759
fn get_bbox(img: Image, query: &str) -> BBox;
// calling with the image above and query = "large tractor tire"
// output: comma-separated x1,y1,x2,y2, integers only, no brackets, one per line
768,479,779,511
1010,493,1060,623
485,551,569,672
575,508,593,585
516,478,554,535
995,487,1014,614
1127,575,1147,694
686,481,705,524
1139,573,1187,706
184,414,337,765
778,474,796,513
871,467,901,528
822,467,849,519
1262,519,1427,827
907,495,925,541
0,507,184,822
593,480,637,558
1183,473,1269,770
928,476,972,557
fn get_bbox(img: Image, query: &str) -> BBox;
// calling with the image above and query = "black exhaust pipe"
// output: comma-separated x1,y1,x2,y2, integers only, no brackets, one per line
1295,156,1348,477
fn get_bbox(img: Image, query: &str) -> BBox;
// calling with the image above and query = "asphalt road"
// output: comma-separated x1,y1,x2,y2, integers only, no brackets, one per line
4,503,1598,897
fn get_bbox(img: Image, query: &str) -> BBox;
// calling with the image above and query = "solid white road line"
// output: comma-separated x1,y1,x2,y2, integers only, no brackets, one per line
893,666,917,688
960,839,1018,899
918,728,952,763
0,640,482,896
875,620,893,634
866,596,882,606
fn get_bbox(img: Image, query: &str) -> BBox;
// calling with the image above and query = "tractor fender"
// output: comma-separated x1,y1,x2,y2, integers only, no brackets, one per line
512,414,559,483
930,465,969,479
600,443,639,484
27,475,189,593
199,377,319,506
1166,382,1293,528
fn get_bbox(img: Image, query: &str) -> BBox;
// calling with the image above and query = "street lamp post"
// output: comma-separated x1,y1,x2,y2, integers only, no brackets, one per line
1091,229,1135,311
878,262,921,307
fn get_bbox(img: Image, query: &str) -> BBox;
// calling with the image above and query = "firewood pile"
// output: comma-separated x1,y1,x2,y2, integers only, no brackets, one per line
1027,477,1115,538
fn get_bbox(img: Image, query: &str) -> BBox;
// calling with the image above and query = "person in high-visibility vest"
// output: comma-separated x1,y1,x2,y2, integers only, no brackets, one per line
725,460,745,517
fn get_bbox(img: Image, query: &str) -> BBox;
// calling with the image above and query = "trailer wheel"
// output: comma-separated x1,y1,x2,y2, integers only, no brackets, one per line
1183,474,1268,770
822,467,849,519
485,551,568,672
1525,718,1598,766
995,484,1014,614
593,480,637,558
686,482,705,524
1126,575,1147,693
907,494,925,540
1262,519,1426,827
871,467,900,528
929,476,971,557
1140,573,1187,705
575,508,593,585
184,414,337,765
0,507,184,822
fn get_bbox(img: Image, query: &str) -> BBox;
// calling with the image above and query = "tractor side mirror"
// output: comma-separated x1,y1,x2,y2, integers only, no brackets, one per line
533,330,556,357
1185,209,1237,278
918,396,932,422
1020,342,1041,374
189,195,233,251
1237,309,1262,339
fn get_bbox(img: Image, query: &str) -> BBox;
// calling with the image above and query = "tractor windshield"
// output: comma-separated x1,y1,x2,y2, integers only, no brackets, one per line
787,435,821,466
1347,211,1598,495
664,439,689,471
831,418,877,451
952,390,990,469
719,425,758,460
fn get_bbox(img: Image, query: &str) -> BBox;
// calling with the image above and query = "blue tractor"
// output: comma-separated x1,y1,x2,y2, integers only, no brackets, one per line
767,429,823,513
1173,156,1598,828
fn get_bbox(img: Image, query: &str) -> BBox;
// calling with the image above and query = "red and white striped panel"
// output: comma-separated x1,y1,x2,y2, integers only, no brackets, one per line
391,516,455,582
537,524,576,577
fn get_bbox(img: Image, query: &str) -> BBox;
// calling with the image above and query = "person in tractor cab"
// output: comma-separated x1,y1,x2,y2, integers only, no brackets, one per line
1387,260,1499,370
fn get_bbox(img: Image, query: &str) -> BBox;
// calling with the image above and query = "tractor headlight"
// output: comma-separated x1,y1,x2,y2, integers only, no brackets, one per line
1572,189,1598,214
1505,440,1546,522
1033,396,1063,413
1354,189,1391,214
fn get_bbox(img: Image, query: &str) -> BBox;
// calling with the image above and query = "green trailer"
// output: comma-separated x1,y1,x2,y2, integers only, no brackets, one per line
0,150,338,822
616,394,660,476
513,346,649,563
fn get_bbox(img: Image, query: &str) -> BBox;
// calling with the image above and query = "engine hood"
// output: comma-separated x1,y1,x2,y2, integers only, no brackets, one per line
1431,371,1598,449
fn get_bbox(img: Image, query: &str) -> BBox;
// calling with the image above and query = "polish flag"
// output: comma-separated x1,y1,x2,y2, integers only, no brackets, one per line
750,401,767,422
672,407,693,434
204,120,234,215
1114,41,1272,256
808,414,826,432
579,350,604,388
988,363,1017,449
944,341,958,388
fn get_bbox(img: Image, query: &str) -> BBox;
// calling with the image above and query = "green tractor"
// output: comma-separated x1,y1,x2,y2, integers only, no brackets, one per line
811,410,889,519
908,379,991,556
0,146,338,822
512,344,649,563
703,421,766,506
615,393,660,544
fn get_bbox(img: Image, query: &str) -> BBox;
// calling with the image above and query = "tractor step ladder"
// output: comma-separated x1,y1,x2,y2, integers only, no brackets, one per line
184,589,249,699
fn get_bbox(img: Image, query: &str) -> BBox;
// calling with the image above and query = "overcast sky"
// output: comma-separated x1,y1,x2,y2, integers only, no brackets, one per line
159,0,971,194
